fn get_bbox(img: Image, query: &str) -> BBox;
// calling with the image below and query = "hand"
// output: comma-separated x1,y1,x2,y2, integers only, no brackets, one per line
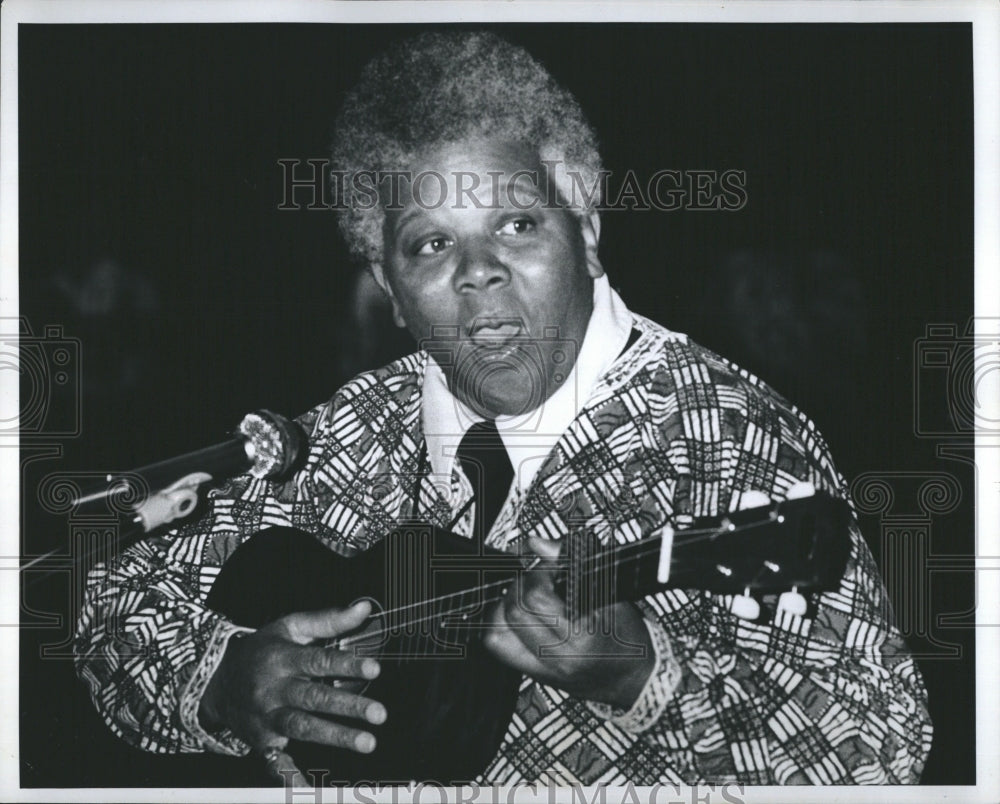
199,600,387,783
482,538,655,710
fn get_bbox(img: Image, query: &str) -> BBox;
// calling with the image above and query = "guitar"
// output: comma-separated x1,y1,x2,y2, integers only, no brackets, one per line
206,490,851,785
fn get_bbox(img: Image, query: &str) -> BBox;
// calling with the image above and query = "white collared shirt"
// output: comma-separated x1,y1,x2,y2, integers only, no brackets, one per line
422,274,633,496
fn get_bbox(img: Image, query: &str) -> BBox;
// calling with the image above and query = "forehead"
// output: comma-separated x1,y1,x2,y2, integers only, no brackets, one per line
385,138,552,208
411,138,541,175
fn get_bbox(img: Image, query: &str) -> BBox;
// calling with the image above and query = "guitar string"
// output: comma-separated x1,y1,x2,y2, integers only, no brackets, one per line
334,513,794,649
344,513,787,634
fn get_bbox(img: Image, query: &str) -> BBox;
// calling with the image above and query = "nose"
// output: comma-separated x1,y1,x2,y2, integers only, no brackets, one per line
452,240,510,293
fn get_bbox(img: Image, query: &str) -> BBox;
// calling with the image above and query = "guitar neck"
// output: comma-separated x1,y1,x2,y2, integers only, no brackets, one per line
561,491,850,613
337,491,851,646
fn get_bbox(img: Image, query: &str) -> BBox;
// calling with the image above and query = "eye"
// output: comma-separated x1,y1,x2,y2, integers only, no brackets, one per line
497,218,536,236
414,236,453,256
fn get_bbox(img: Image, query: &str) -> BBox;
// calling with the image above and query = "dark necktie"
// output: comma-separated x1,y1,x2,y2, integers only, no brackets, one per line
455,419,515,539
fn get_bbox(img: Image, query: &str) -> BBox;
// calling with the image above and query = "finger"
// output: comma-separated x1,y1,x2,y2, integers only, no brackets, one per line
280,600,372,645
262,748,309,788
505,573,564,633
272,708,378,754
283,678,387,725
481,600,549,677
293,644,381,681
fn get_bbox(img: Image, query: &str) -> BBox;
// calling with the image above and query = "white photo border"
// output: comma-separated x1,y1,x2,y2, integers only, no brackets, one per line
1,1,997,803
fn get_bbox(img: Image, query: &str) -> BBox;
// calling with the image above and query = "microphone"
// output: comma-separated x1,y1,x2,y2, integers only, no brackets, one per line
71,410,307,531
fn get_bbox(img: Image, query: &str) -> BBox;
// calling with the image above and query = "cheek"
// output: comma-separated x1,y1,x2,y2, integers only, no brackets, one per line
541,245,592,305
395,282,458,334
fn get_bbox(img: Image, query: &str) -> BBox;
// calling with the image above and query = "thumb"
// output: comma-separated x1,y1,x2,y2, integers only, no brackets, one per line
280,599,372,644
527,536,561,560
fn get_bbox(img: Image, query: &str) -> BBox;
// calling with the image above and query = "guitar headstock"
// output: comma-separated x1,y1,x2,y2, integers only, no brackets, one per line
556,487,854,618
665,489,852,595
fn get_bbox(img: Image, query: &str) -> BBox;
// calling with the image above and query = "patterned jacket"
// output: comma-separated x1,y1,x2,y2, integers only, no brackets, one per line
74,312,932,784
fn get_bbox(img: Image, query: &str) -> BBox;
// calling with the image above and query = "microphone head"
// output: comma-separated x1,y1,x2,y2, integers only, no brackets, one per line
238,410,308,480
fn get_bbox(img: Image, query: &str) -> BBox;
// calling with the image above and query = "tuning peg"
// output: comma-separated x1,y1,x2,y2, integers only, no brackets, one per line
737,490,771,510
777,586,808,616
731,587,761,620
786,481,816,500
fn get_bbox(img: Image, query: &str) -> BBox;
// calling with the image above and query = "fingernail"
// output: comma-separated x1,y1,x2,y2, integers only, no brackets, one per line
367,703,387,724
356,733,376,753
363,659,380,679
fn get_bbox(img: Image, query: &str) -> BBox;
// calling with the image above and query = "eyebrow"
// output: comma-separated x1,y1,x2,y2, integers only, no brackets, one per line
391,172,550,230
395,205,423,231
505,173,547,206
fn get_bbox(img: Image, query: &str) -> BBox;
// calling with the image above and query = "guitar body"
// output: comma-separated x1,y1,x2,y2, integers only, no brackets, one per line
205,525,524,785
204,492,851,785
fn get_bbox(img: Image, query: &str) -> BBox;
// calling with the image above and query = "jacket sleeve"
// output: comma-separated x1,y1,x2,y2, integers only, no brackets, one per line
637,522,932,784
623,370,933,783
73,404,337,754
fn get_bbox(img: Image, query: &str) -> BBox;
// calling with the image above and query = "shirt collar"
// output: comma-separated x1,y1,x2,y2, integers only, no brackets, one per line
422,274,633,492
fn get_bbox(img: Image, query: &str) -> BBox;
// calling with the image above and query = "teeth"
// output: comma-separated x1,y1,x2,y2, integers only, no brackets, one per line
474,323,520,337
469,320,522,343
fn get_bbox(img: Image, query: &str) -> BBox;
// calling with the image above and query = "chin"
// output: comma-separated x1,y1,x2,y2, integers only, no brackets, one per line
457,364,548,419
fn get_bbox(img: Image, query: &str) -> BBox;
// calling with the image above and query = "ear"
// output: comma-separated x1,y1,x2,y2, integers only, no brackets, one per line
369,263,408,328
578,210,604,279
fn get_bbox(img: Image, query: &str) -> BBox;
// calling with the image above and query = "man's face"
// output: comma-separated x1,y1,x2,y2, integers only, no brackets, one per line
372,139,604,418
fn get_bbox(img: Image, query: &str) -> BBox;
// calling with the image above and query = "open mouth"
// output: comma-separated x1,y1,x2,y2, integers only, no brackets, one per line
467,318,525,347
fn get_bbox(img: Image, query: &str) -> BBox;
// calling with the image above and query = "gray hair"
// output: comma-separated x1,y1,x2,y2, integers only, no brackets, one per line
330,30,603,266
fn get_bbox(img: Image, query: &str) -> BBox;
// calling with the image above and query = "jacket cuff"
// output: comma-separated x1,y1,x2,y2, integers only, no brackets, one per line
179,618,255,756
585,617,681,733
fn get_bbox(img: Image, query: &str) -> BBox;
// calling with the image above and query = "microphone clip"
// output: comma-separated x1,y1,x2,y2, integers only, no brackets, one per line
131,471,213,532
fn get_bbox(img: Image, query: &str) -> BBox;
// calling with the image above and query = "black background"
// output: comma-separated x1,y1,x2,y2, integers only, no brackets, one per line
18,23,975,787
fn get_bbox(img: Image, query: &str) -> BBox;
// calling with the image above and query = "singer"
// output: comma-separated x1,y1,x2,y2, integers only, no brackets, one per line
74,31,932,785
